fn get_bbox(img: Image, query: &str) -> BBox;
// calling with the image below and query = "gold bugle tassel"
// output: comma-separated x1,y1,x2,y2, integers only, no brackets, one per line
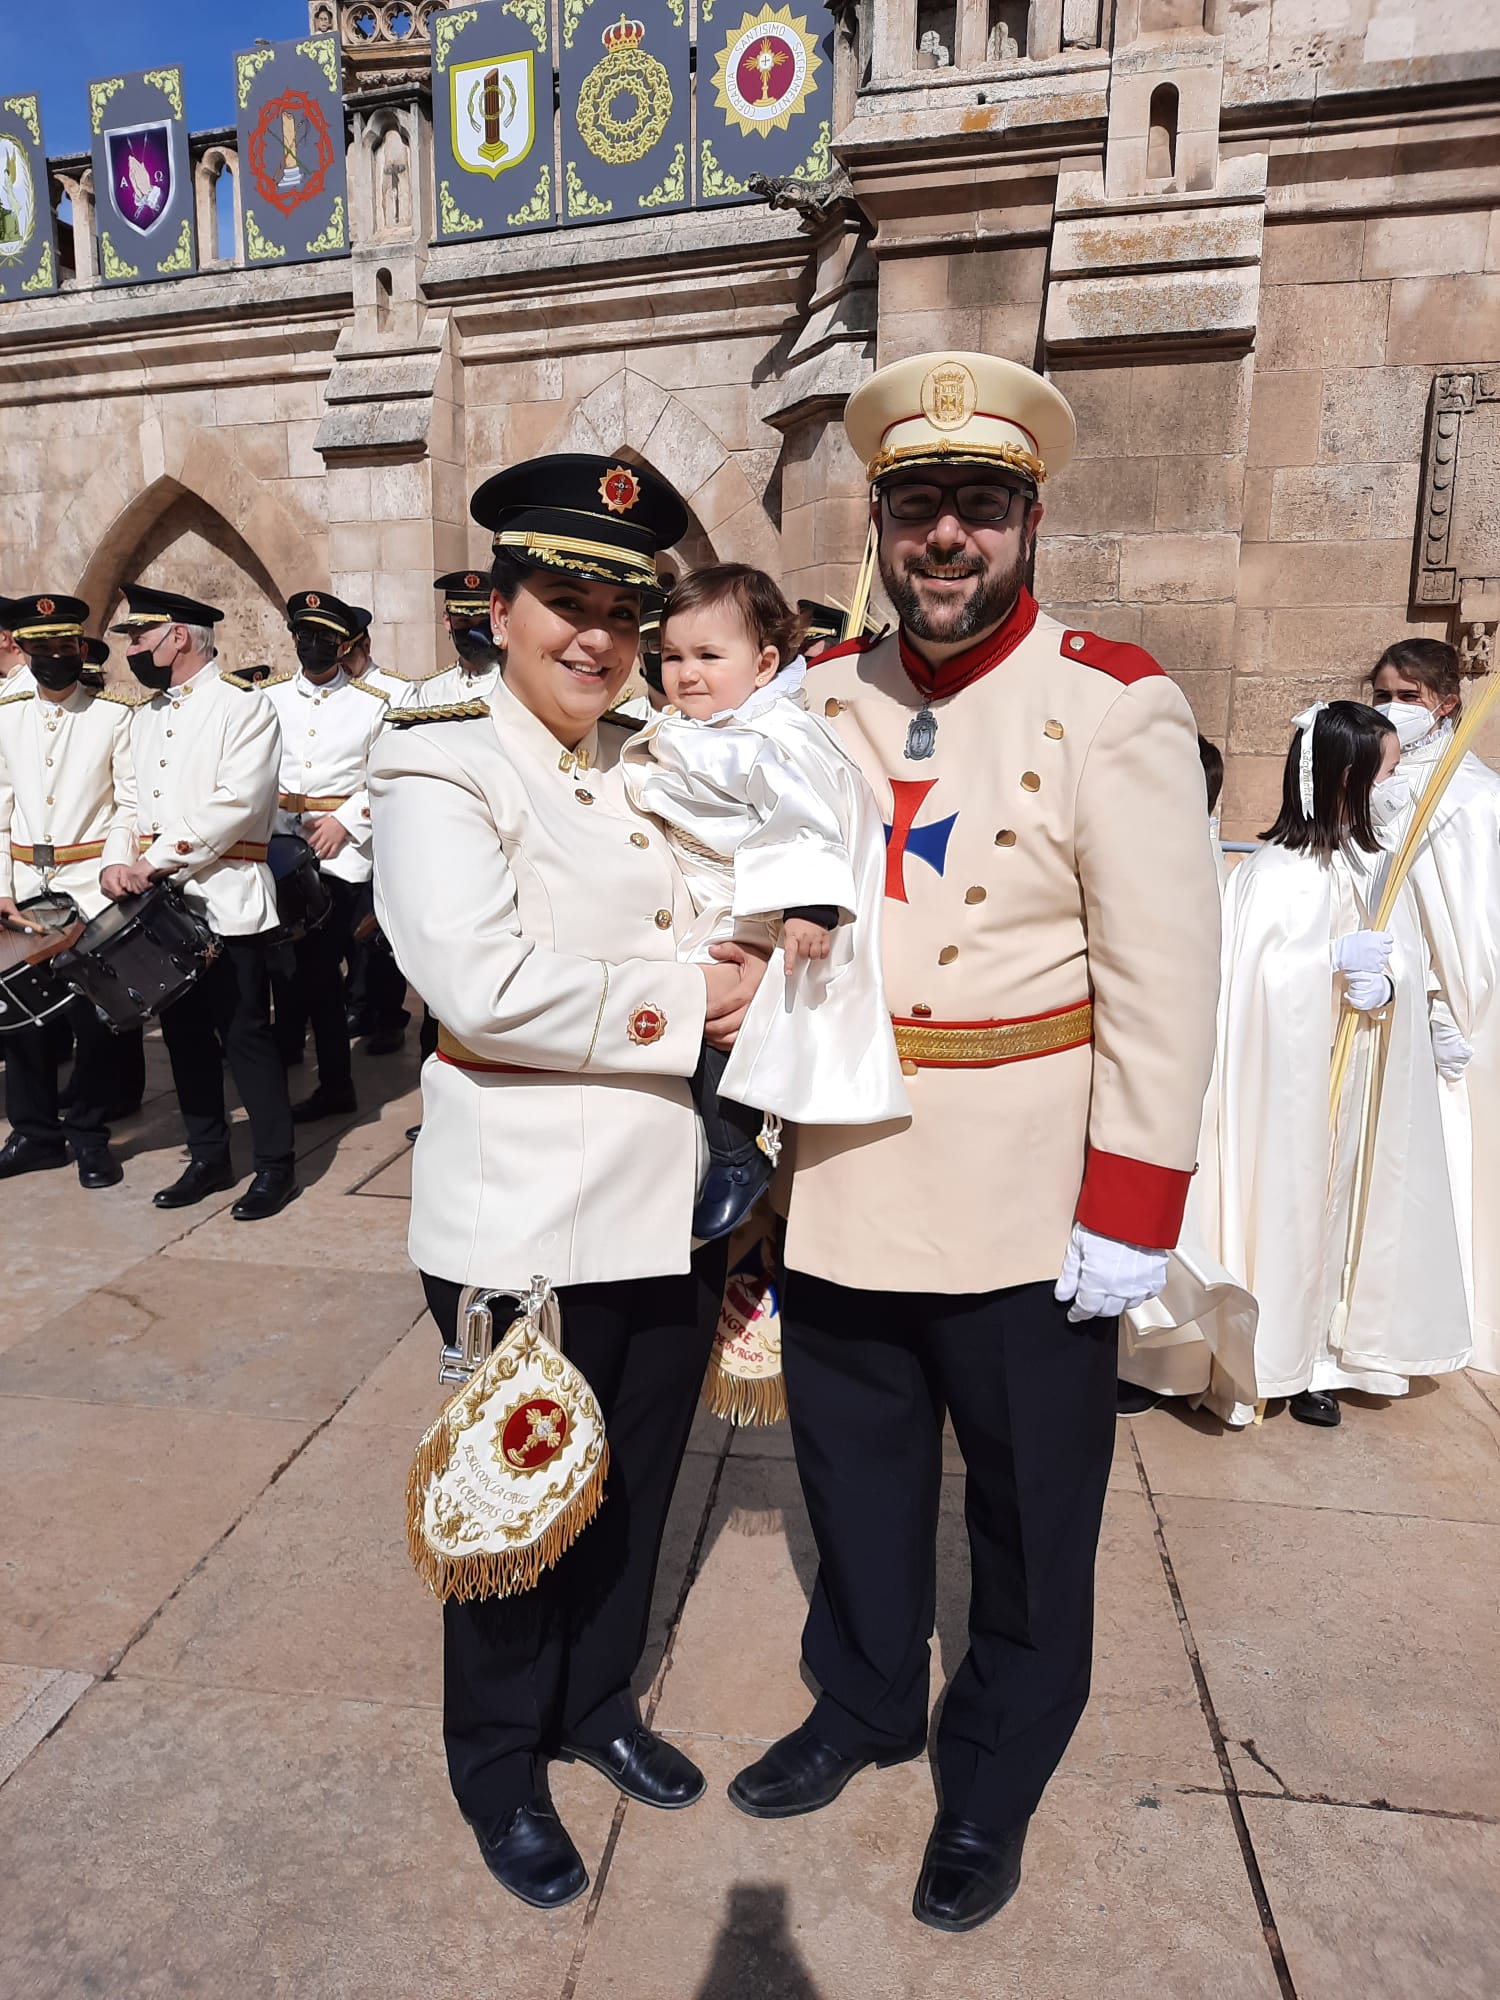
701,1353,789,1427
406,1441,610,1604
841,520,879,642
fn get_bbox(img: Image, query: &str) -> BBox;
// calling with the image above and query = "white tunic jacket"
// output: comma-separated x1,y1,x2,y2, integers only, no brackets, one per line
0,684,138,919
131,662,280,936
261,666,388,885
368,671,710,1292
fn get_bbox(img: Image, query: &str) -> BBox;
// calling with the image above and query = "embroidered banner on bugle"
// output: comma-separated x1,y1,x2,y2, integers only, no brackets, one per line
696,2,834,208
0,91,60,300
87,66,196,286
233,35,349,268
559,0,690,227
430,0,553,244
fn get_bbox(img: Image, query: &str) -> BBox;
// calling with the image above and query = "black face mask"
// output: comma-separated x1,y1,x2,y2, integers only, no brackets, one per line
29,652,85,692
295,630,343,674
453,623,498,670
127,646,174,692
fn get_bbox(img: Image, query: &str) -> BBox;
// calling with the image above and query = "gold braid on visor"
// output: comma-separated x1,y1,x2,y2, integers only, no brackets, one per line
12,621,86,639
495,530,658,590
867,440,1046,485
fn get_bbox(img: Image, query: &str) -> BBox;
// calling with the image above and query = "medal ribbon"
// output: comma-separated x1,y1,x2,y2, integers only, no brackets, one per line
898,586,1039,702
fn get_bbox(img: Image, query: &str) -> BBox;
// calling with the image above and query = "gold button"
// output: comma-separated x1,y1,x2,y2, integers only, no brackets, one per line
901,1057,919,1077
965,885,987,904
654,909,672,929
45,757,53,766
995,830,1017,847
824,698,843,718
305,760,313,769
1069,636,1085,653
309,729,316,736
1045,719,1064,740
939,945,959,965
1021,772,1041,792
166,729,173,738
160,759,167,767
911,1002,932,1019
45,795,54,806
575,789,594,805
153,789,160,798
630,832,649,849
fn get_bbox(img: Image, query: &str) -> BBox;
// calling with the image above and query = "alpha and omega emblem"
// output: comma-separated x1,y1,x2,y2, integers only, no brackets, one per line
922,361,978,433
627,1001,667,1046
600,464,642,515
496,1394,570,1472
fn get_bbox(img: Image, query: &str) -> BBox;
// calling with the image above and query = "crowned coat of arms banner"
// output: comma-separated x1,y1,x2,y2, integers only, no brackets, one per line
233,35,350,267
697,3,834,208
559,0,691,226
0,92,59,300
430,0,553,243
87,67,196,286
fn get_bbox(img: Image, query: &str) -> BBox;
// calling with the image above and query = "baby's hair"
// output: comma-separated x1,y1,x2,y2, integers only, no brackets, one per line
661,563,805,668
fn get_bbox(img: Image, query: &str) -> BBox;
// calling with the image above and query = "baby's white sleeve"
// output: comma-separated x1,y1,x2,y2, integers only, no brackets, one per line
733,736,858,922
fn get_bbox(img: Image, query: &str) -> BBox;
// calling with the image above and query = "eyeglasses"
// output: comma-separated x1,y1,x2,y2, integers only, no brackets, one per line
880,481,1030,525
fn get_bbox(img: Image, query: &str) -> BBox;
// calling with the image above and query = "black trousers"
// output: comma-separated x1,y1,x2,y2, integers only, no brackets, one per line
159,935,295,1172
348,923,410,1037
692,1043,763,1169
272,877,358,1096
423,1250,722,1823
3,998,119,1149
781,1271,1117,1833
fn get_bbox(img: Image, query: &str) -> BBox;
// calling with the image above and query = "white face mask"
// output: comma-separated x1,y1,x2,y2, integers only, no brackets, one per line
1376,699,1438,751
1370,774,1412,826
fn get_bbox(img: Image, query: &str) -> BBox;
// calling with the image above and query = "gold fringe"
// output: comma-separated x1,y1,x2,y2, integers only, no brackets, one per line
841,520,879,644
406,1433,611,1604
701,1353,788,1428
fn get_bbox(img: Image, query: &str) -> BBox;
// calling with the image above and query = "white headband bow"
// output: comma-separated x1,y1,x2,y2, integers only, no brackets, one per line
1291,701,1328,818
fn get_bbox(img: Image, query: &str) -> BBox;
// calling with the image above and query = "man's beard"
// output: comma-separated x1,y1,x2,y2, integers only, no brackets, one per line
880,539,1030,646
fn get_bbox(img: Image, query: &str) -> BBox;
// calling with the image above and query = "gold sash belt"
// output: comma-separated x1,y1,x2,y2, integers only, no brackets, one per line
279,792,351,813
11,839,106,865
138,836,269,862
892,1000,1093,1071
436,1024,539,1076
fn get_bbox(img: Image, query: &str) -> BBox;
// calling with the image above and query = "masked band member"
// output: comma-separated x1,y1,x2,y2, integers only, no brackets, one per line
408,571,503,710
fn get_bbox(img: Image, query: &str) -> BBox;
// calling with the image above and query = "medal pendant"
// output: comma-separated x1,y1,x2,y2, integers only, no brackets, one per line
905,706,938,761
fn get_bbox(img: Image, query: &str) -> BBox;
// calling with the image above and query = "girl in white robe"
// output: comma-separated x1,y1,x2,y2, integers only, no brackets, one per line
1368,638,1500,1376
620,565,906,1241
1204,701,1471,1429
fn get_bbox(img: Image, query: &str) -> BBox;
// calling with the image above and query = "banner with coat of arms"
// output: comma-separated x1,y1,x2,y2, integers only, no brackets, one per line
87,66,196,286
696,2,835,207
430,0,553,244
559,0,690,226
0,92,59,300
233,35,349,267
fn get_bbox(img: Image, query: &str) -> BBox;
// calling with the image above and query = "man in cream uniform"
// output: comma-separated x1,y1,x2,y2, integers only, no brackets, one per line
0,594,137,1186
0,598,35,693
262,590,389,1120
406,572,503,710
730,355,1221,1933
100,585,299,1221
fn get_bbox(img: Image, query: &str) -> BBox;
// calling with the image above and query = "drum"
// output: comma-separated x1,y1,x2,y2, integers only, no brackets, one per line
268,833,332,943
60,884,219,1030
0,892,86,1035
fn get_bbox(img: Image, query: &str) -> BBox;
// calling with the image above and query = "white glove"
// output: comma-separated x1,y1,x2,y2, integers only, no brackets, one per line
1054,1224,1168,1324
1333,930,1394,976
1431,1016,1473,1080
1343,970,1393,1012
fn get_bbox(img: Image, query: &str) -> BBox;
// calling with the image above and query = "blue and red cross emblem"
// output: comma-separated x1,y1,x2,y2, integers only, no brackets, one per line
885,779,958,903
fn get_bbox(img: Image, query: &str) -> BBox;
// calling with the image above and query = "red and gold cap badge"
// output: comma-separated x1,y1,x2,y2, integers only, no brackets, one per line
627,1001,667,1046
600,465,643,515
36,597,54,617
306,591,321,609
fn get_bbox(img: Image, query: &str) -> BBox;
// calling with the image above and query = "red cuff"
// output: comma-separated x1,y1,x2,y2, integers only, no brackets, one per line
1076,1148,1193,1251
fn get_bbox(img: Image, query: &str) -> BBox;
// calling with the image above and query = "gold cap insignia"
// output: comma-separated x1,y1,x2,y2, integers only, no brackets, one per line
464,573,481,589
37,597,54,616
626,1001,667,1046
600,465,642,515
306,591,321,608
921,361,978,433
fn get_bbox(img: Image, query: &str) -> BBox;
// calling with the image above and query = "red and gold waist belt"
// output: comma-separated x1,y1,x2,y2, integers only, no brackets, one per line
11,839,105,865
891,999,1092,1073
137,835,269,862
279,791,351,813
436,1024,540,1076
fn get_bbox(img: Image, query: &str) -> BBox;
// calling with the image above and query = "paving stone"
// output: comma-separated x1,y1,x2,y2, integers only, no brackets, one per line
1158,1496,1499,1817
0,1679,613,2000
0,1663,92,1786
1243,1796,1500,1999
164,1179,418,1271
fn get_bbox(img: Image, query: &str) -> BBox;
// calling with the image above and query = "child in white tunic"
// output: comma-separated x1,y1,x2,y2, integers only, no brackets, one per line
620,565,907,1240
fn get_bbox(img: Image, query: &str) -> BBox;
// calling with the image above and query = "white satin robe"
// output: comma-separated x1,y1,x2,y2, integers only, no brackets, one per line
1384,726,1500,1375
1203,840,1470,1424
620,661,909,1127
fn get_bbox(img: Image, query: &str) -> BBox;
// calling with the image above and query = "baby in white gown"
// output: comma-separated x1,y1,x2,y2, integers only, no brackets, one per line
619,564,907,1241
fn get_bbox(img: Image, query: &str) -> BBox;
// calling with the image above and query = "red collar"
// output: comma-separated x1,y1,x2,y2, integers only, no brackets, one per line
898,587,1039,702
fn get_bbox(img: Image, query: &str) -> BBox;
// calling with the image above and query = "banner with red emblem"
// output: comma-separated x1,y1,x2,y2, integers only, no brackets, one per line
232,35,349,269
696,3,836,207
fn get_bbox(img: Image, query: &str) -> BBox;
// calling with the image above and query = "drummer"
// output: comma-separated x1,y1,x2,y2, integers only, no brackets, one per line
0,594,138,1187
98,584,299,1222
367,454,767,1912
261,590,388,1122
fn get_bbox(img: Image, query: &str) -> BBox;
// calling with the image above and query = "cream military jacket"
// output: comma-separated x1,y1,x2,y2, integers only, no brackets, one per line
132,661,280,937
0,683,138,920
407,659,502,710
261,666,388,885
783,595,1222,1295
368,670,710,1292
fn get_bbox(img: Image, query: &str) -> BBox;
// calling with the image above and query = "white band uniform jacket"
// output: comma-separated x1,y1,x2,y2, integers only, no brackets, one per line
0,682,138,919
620,659,907,1127
130,661,281,937
782,596,1223,1296
261,665,388,885
404,659,502,711
367,670,710,1292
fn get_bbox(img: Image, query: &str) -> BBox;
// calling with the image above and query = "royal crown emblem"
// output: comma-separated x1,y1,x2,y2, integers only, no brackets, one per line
602,13,646,49
577,17,673,168
921,360,979,432
600,464,642,514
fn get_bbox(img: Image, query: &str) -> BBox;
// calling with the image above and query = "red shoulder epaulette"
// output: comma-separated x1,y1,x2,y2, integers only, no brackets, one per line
1059,630,1165,686
809,632,882,667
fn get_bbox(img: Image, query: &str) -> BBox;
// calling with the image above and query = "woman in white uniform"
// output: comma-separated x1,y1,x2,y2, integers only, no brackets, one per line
368,456,766,1910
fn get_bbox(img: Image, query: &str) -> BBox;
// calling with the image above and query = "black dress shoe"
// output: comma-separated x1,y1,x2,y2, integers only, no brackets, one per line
1116,1378,1160,1416
692,1156,773,1243
467,1795,588,1909
154,1160,237,1209
231,1168,301,1222
74,1147,124,1190
727,1722,923,1820
405,1123,422,1143
1288,1389,1341,1427
0,1133,68,1179
913,1812,1028,1933
291,1086,358,1123
556,1726,705,1810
